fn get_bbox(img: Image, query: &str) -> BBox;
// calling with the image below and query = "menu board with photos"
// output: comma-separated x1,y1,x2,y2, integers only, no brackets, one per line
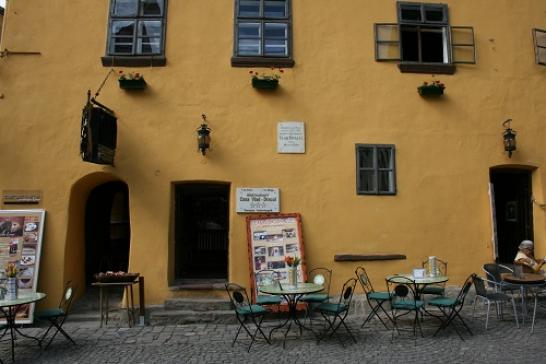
246,213,307,304
0,209,45,324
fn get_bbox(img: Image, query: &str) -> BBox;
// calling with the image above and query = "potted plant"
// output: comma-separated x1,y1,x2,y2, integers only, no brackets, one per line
417,80,445,96
250,68,283,90
118,70,147,90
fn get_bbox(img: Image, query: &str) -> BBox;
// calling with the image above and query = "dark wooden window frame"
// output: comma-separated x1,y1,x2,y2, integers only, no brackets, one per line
356,144,397,196
374,2,475,74
231,0,294,68
102,0,168,67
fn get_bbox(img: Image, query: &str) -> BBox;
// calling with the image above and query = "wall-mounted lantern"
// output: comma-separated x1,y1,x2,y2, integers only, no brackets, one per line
197,114,211,155
502,118,516,158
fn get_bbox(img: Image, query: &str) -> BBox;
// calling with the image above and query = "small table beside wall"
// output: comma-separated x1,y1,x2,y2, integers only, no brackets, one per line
91,279,139,328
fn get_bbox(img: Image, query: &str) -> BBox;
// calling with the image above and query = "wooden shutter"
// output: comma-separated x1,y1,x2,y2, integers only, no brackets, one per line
450,26,476,64
533,28,546,65
374,23,401,61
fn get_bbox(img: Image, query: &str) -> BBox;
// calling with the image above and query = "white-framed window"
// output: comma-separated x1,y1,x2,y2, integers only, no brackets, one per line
374,1,475,74
232,0,294,67
356,144,396,195
103,0,167,66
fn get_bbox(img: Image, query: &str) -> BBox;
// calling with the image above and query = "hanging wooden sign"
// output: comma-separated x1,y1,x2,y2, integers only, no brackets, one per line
80,96,117,165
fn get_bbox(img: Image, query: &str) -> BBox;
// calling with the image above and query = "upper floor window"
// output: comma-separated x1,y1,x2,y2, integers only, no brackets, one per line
102,0,167,67
232,0,294,67
356,144,396,195
374,1,475,74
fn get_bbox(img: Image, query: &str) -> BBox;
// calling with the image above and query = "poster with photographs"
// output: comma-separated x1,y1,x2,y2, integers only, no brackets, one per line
246,213,307,304
0,209,45,324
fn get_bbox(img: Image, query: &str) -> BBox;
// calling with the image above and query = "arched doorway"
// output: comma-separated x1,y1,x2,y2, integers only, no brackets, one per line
85,181,131,284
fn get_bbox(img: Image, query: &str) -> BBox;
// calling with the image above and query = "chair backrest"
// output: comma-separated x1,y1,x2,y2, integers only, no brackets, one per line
308,267,332,295
386,275,419,308
334,277,357,309
355,266,375,294
454,273,476,305
59,281,76,314
483,263,501,286
225,283,252,312
255,269,280,286
472,275,488,298
422,257,448,276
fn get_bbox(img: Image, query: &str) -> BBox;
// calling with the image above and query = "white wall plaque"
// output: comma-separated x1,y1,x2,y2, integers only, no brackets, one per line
237,188,280,213
277,121,305,153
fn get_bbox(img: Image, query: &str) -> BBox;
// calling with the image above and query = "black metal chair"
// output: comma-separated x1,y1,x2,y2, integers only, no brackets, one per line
316,277,358,346
35,281,77,349
385,275,425,339
427,273,475,340
482,263,519,294
355,266,392,329
472,275,519,330
225,283,270,352
301,268,332,324
254,269,282,306
419,258,448,296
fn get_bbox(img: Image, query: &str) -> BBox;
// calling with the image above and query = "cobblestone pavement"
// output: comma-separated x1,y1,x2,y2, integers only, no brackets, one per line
1,303,545,364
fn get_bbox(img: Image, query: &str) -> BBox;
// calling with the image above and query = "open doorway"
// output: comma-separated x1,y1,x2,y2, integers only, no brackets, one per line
85,181,131,284
490,169,533,264
174,182,229,282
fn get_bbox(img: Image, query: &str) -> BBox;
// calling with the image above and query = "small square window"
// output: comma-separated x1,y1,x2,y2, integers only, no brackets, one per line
356,144,396,195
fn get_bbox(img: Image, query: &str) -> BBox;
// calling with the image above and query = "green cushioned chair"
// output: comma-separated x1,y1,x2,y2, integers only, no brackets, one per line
316,277,358,346
35,281,76,349
418,258,448,297
386,275,425,339
355,266,393,329
300,268,332,325
428,273,475,340
225,283,270,352
254,270,282,306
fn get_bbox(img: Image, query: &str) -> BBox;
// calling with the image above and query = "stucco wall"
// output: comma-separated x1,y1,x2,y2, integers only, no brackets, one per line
1,0,546,307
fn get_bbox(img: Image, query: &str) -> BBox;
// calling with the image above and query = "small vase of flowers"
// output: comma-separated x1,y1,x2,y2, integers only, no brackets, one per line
285,255,301,286
5,262,18,300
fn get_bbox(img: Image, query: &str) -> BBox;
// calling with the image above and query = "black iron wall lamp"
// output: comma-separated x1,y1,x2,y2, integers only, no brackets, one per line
502,118,516,158
197,114,211,155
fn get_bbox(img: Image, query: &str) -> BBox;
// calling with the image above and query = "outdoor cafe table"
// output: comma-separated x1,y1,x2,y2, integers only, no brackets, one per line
501,273,546,326
259,282,323,348
0,292,47,362
386,274,449,299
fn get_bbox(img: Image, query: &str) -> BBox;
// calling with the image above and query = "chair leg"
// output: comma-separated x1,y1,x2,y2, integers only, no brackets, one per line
485,302,491,330
531,294,538,334
511,297,519,329
472,296,478,318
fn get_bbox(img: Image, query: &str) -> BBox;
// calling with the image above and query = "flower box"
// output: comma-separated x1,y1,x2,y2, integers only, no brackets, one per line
252,78,279,90
417,82,445,96
119,78,147,90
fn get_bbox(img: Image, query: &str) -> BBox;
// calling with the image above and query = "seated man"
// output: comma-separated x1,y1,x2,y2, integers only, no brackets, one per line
514,240,546,274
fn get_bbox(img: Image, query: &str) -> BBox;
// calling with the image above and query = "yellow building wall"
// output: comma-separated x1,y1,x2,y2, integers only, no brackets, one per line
1,0,546,307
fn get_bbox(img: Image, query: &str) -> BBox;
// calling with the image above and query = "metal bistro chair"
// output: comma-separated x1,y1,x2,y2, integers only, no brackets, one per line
472,275,519,330
316,277,358,346
428,273,475,340
301,268,332,323
482,263,519,294
355,266,393,330
255,269,282,306
385,275,425,339
35,281,77,349
225,283,270,352
419,258,448,297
